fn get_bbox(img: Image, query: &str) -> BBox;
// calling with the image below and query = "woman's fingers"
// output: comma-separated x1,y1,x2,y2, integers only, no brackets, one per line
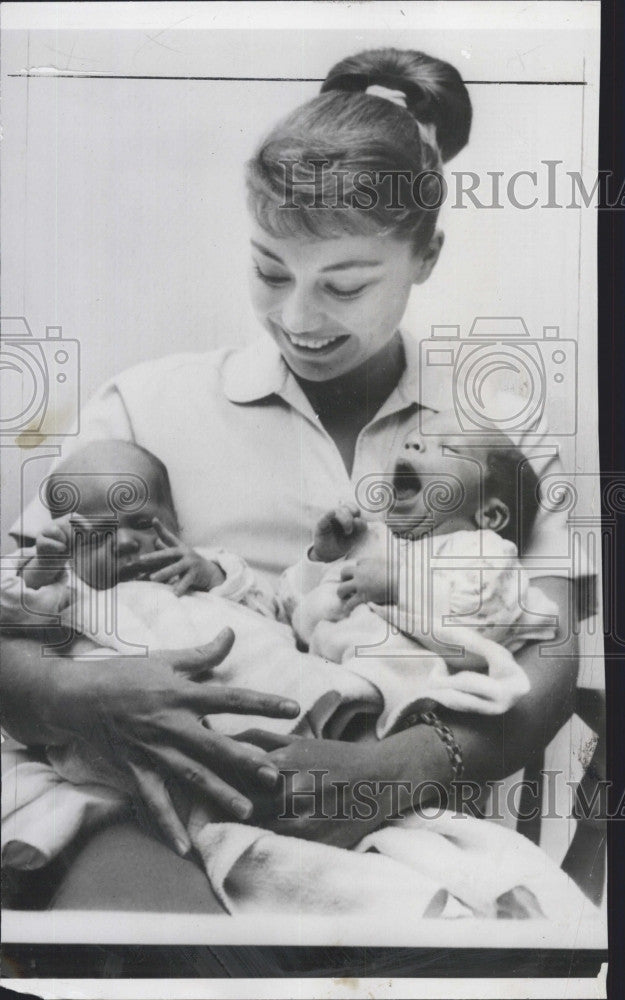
167,641,301,719
232,728,300,751
144,709,282,790
166,721,282,793
170,629,236,678
189,683,300,719
145,743,253,820
152,517,182,547
195,725,281,786
127,756,191,857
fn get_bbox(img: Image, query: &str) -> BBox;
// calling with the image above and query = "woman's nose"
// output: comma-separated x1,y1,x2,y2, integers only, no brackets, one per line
280,286,323,334
115,528,140,556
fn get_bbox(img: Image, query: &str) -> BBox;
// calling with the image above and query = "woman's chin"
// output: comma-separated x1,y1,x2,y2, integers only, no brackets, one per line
270,328,353,379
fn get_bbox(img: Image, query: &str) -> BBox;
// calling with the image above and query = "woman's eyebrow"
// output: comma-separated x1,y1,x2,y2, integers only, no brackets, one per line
320,259,384,273
251,240,383,272
251,240,284,263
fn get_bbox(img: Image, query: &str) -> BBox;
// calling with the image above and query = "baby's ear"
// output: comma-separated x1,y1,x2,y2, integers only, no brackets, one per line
474,498,510,534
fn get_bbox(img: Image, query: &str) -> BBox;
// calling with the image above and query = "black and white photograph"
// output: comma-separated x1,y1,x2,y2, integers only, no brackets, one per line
0,2,617,997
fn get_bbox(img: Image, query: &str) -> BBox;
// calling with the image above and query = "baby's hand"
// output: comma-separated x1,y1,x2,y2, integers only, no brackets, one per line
140,518,227,597
311,503,367,562
336,556,396,611
21,519,72,589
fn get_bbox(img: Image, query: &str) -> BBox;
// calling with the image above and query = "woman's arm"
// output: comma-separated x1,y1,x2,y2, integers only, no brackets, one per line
382,575,577,782
1,628,299,854
255,576,577,847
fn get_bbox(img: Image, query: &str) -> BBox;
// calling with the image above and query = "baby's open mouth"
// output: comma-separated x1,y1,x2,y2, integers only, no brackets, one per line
392,460,422,503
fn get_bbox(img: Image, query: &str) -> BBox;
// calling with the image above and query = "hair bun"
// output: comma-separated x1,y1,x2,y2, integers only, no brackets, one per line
321,47,471,162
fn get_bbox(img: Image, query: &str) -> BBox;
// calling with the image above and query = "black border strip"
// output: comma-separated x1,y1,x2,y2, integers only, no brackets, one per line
0,945,607,979
600,1,625,999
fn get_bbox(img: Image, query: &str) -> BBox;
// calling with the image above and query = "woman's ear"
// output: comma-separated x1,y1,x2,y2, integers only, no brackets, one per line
412,230,444,285
474,497,510,534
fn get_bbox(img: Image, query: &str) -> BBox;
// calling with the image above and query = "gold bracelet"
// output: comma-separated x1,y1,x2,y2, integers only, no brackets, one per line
396,708,464,782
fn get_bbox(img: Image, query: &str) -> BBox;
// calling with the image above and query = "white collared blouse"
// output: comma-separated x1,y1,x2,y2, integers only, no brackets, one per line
14,331,583,591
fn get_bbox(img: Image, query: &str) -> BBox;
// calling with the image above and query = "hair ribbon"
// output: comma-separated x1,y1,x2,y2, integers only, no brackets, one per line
365,84,408,109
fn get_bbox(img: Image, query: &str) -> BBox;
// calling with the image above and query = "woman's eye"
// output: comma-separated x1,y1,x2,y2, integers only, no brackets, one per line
253,263,290,287
325,284,368,300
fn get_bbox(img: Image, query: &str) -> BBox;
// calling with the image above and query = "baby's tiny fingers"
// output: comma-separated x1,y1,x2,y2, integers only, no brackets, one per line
152,517,181,547
337,581,356,600
151,558,187,583
39,536,69,554
342,593,362,613
173,570,195,597
334,506,356,535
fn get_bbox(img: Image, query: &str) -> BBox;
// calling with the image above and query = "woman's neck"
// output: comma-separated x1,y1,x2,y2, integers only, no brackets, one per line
293,332,406,476
294,332,406,423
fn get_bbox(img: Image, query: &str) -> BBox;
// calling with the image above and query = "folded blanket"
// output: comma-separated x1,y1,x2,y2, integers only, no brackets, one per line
2,747,593,923
1,749,127,870
187,805,591,920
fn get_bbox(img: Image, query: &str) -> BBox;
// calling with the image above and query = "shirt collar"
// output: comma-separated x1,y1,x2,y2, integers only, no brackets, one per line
222,328,436,411
222,333,289,403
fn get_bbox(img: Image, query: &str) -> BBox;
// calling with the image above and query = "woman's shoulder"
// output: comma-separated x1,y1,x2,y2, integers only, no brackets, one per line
113,348,233,393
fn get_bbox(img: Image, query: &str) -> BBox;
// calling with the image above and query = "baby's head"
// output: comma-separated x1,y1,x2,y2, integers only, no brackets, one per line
43,439,177,589
388,410,538,552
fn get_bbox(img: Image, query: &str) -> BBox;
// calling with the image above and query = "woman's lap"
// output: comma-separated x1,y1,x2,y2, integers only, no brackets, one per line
49,821,225,913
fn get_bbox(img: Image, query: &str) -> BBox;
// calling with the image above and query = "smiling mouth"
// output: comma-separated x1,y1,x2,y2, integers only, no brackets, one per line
392,461,422,503
281,329,350,354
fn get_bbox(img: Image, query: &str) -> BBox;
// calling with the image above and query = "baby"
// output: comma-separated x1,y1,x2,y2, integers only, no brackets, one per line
7,437,274,627
280,410,558,725
2,439,389,725
1,439,395,871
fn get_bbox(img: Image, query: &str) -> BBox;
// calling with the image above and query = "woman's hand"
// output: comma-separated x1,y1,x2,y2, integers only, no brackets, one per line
122,518,227,595
235,730,403,849
311,504,367,563
34,629,300,856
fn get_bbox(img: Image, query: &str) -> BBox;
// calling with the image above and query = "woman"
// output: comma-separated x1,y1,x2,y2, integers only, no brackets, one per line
2,47,579,911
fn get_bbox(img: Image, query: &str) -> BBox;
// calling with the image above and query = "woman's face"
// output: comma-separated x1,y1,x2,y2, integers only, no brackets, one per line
248,223,442,381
